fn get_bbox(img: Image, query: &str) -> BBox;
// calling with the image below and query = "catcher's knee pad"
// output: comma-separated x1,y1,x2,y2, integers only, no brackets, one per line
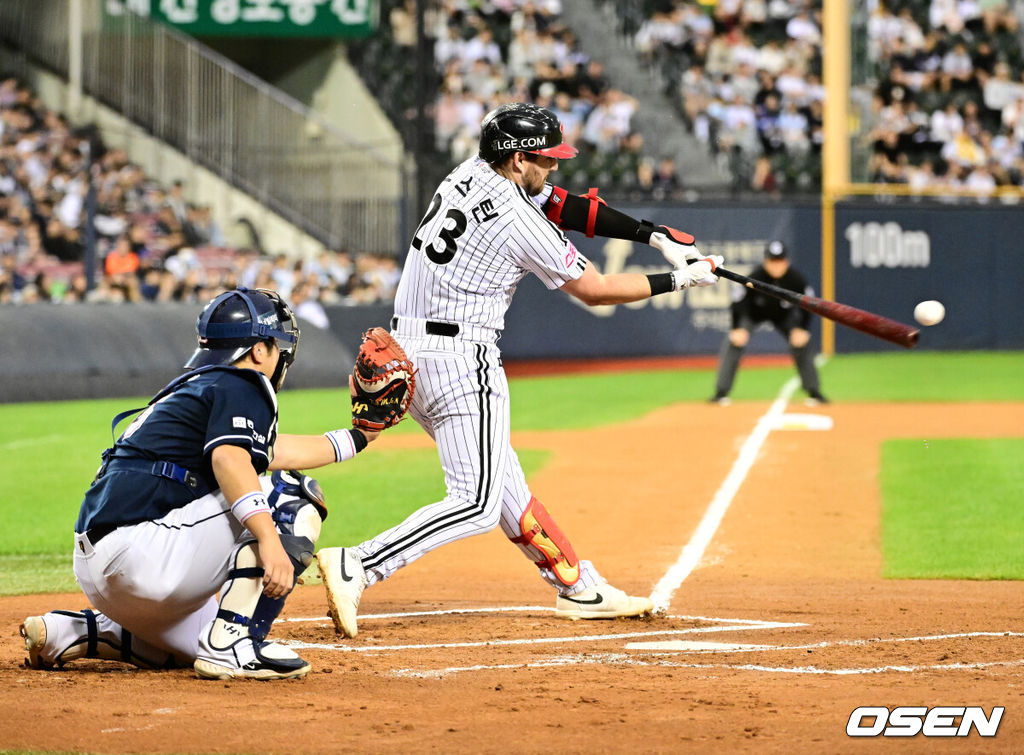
269,470,327,544
211,474,327,647
510,497,580,586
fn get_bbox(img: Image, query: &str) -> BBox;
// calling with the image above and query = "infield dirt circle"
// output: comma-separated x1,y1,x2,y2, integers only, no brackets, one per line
2,399,1022,752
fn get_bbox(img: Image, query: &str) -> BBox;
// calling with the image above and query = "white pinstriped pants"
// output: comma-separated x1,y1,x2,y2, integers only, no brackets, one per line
353,330,602,595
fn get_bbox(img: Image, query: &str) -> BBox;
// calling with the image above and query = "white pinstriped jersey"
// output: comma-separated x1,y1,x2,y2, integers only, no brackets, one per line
394,156,589,332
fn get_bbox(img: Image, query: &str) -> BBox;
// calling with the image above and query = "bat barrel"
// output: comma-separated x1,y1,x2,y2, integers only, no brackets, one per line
714,266,920,349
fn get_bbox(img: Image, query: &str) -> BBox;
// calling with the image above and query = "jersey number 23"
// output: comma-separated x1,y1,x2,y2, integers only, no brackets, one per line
412,193,467,265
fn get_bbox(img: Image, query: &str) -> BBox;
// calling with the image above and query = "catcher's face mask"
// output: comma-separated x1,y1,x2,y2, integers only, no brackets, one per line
261,288,300,392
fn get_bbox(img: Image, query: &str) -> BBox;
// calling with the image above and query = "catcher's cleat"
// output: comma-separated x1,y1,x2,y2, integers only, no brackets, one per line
20,615,50,669
194,639,310,681
317,547,367,638
555,584,654,620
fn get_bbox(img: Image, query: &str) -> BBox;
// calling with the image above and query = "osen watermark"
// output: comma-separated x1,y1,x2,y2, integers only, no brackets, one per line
847,706,1004,737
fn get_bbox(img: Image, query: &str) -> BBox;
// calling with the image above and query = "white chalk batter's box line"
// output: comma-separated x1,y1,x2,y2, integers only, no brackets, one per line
278,607,1024,677
390,654,1024,679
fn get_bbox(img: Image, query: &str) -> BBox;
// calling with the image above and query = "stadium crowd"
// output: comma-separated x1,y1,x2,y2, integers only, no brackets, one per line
377,0,683,197
614,0,825,192
7,0,1024,308
0,76,401,308
614,0,1024,194
862,0,1024,191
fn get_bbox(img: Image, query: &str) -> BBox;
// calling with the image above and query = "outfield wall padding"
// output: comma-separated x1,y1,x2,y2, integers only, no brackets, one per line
0,304,357,403
3,202,1022,402
503,201,1023,357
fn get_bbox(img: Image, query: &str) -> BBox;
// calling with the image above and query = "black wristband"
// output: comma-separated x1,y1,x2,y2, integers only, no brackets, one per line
350,428,369,453
637,219,659,243
647,272,675,296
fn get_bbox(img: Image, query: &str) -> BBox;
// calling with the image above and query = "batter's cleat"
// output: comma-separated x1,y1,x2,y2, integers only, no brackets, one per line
20,615,50,669
555,584,654,620
709,393,731,406
317,547,367,638
194,639,310,681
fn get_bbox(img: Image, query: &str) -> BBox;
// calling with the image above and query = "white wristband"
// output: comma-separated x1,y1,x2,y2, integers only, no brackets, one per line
324,429,358,463
231,492,271,525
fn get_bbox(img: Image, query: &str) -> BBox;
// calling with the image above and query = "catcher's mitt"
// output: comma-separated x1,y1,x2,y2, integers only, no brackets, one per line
351,327,416,431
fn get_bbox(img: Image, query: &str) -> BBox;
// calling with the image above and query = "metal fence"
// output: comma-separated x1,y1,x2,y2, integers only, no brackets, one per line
0,0,409,254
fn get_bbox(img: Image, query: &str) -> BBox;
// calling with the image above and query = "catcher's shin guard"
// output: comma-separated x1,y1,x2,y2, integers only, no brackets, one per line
510,497,580,586
197,533,316,680
217,512,323,643
21,609,174,669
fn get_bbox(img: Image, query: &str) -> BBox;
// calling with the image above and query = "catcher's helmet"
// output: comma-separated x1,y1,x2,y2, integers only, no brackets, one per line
185,287,300,391
478,102,578,163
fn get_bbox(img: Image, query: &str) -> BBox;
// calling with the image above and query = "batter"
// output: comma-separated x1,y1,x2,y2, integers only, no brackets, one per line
317,102,725,637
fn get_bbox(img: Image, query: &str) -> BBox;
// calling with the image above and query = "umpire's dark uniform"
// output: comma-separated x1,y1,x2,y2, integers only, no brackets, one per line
712,241,825,402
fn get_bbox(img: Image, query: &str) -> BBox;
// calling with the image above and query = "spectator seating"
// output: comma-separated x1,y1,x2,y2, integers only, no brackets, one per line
0,77,399,306
348,0,676,199
606,0,1024,195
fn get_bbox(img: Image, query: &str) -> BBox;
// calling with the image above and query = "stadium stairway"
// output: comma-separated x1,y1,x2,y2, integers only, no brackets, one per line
561,0,728,190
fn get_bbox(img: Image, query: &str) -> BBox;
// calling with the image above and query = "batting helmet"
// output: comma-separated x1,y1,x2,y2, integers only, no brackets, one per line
185,287,300,391
478,102,579,163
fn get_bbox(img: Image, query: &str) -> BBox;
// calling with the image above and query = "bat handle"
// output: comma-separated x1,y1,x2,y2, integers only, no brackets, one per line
711,266,746,284
683,257,742,280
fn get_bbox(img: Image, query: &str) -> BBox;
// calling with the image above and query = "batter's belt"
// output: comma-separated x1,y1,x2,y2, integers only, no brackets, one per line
391,316,499,343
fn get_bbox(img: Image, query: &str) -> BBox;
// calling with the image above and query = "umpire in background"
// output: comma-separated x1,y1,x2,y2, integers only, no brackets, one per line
710,240,828,405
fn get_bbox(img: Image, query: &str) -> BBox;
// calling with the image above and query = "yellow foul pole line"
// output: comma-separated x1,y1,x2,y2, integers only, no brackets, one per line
821,0,849,356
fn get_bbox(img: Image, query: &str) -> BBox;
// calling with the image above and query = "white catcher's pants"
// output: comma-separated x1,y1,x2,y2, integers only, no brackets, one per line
71,476,275,664
354,330,602,595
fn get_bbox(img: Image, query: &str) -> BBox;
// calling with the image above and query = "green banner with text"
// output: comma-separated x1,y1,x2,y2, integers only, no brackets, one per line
104,0,377,38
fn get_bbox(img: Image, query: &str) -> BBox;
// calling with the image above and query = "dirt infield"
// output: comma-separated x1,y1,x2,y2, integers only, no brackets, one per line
3,400,1022,752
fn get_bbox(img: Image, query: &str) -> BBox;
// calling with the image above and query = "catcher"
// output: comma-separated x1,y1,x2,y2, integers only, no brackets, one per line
19,289,410,680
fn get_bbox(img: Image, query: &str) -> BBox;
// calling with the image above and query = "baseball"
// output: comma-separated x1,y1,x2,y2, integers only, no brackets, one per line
914,300,945,326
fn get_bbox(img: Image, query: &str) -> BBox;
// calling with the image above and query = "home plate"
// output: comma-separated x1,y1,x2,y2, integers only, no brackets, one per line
625,640,772,652
772,413,833,431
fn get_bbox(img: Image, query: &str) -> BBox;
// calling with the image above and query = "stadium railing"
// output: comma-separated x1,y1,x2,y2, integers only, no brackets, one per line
0,0,409,255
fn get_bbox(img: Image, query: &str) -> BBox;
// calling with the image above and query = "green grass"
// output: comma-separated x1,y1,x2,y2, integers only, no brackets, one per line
822,351,1024,401
2,351,1022,594
308,447,549,553
0,554,77,595
881,439,1024,579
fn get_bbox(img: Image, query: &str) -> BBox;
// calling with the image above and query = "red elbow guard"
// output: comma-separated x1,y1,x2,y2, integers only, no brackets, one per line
544,185,569,226
544,184,609,238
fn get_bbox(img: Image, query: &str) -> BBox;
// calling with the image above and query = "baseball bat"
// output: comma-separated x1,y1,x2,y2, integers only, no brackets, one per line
713,266,920,349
